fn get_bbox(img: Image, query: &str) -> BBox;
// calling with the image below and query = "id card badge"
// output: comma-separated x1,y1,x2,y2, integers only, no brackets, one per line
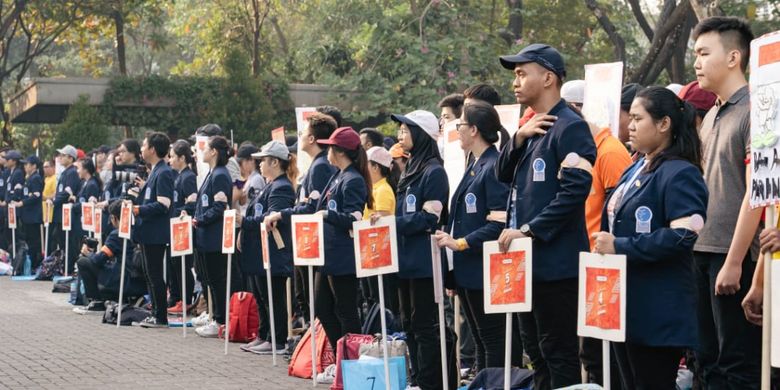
465,193,477,214
532,158,546,182
254,203,263,216
635,206,652,233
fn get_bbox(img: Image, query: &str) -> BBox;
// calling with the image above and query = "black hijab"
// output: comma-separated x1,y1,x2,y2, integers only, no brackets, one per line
397,124,442,194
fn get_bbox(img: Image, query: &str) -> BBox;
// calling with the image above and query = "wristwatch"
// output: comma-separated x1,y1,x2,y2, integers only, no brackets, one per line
520,224,534,239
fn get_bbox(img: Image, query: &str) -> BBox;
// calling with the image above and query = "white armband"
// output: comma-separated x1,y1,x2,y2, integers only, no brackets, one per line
557,153,593,179
422,200,443,222
670,214,704,233
214,192,228,203
157,196,172,208
486,211,507,223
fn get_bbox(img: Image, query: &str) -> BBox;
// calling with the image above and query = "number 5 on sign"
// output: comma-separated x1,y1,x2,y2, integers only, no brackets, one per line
482,238,533,313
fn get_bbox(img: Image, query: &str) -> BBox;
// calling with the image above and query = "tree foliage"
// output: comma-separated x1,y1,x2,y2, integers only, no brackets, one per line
54,95,110,151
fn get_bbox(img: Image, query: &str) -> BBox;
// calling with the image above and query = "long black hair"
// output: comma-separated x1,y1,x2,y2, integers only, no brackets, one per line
171,139,196,175
463,100,501,145
79,157,103,190
635,86,703,173
332,144,374,210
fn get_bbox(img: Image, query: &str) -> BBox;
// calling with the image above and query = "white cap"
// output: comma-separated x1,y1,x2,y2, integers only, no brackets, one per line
666,83,683,95
56,145,78,160
391,110,440,141
253,140,290,161
561,79,585,104
366,146,392,168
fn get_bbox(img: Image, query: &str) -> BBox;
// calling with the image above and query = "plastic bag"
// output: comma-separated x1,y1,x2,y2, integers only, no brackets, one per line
342,356,406,390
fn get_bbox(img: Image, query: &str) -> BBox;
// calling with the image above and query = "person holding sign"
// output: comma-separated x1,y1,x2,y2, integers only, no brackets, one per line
4,150,24,254
391,110,451,390
591,87,708,389
495,43,596,390
131,132,175,329
238,141,297,354
71,158,102,262
193,136,234,338
13,155,44,271
167,140,198,315
50,145,82,271
433,101,519,372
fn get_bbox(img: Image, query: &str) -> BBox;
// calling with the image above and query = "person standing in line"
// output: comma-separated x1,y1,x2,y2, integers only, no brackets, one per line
49,145,81,269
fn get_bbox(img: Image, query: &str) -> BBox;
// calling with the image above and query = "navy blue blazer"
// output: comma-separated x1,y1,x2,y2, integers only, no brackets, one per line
316,164,368,276
601,158,708,347
396,161,449,279
194,166,233,252
0,167,7,201
52,165,82,224
496,99,596,282
446,147,509,290
19,172,43,224
240,174,296,277
5,167,24,203
173,168,197,217
283,151,337,218
133,160,174,245
72,177,101,234
86,229,124,267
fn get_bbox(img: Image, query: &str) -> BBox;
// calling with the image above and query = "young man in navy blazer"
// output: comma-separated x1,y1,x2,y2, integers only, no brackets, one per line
132,132,175,328
49,145,82,272
496,43,596,390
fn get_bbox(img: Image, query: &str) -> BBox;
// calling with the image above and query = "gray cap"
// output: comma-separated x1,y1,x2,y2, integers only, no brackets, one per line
56,145,78,159
4,150,22,161
252,141,289,161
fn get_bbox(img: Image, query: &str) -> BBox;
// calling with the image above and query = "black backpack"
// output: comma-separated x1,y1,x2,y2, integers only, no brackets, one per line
102,301,151,326
36,250,64,280
361,302,401,335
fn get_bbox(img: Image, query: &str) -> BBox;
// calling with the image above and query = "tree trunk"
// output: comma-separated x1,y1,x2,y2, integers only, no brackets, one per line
113,10,127,76
500,0,522,46
668,13,695,83
690,0,724,20
251,0,261,77
585,0,625,62
626,0,653,41
0,82,13,147
630,0,692,85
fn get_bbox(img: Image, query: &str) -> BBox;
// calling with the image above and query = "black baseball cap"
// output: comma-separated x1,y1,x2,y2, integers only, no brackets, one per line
621,83,643,111
500,43,566,80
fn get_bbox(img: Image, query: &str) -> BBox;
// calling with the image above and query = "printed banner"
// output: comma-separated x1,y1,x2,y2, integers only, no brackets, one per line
222,209,237,254
94,207,102,236
170,216,194,257
8,204,16,229
62,204,72,232
195,135,210,190
272,126,286,142
749,32,780,208
118,201,132,239
441,119,465,209
81,203,94,232
352,216,398,277
577,252,626,342
582,62,624,138
291,214,325,266
482,238,533,313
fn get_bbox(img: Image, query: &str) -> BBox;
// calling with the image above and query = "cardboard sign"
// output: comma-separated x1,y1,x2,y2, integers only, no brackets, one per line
271,126,285,142
483,238,533,313
582,62,624,138
749,32,780,208
431,235,444,304
7,204,16,229
170,216,194,257
352,217,398,277
441,120,465,209
82,203,94,232
260,223,271,270
62,204,72,232
495,104,522,138
195,135,210,190
295,107,318,180
118,201,132,239
222,209,237,254
94,207,102,236
291,214,325,266
577,252,626,342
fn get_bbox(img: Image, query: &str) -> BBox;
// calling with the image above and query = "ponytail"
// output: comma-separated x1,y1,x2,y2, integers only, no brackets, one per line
172,139,197,175
334,145,374,210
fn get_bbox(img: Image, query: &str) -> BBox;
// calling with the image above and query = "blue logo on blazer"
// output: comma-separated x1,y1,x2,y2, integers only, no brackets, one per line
533,158,546,172
328,199,338,211
254,203,263,216
635,206,652,222
79,197,85,203
465,193,476,205
406,194,416,207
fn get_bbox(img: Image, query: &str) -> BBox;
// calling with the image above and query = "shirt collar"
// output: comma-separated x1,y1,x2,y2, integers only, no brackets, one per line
717,85,749,108
594,127,611,148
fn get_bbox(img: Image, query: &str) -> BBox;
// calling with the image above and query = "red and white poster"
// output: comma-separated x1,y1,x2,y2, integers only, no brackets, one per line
94,207,102,236
494,104,522,138
170,216,193,257
62,204,72,232
118,201,132,239
295,107,318,178
82,203,94,232
483,238,533,313
222,209,237,254
352,217,398,277
271,126,285,142
8,204,16,229
441,119,465,210
582,62,624,139
291,214,325,266
577,252,626,342
260,223,271,270
195,135,210,189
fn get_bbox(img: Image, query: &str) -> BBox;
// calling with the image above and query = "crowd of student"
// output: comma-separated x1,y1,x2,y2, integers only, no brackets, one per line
1,15,777,390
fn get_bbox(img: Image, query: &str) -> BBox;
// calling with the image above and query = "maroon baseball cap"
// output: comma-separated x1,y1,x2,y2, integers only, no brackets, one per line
317,126,361,150
678,81,716,112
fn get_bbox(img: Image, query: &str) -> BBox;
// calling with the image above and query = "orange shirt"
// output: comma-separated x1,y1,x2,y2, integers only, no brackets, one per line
586,128,632,249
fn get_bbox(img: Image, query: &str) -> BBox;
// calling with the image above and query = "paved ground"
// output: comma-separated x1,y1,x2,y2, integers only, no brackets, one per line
0,278,323,390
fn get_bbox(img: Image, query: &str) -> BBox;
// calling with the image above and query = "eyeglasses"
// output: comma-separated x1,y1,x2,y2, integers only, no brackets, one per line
456,122,471,130
397,128,409,135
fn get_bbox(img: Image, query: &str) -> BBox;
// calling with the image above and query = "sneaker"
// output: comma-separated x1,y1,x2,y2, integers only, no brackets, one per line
195,321,220,338
137,316,169,328
169,301,191,315
316,364,337,384
240,338,266,352
191,312,210,327
73,301,105,315
249,341,288,355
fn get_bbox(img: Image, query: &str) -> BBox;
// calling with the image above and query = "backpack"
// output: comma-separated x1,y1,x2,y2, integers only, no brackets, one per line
11,242,29,275
467,367,534,390
218,291,259,343
361,302,400,336
102,301,151,326
331,333,375,390
36,250,64,281
288,320,336,379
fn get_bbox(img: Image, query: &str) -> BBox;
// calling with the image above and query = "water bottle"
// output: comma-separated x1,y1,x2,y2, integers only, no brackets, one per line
23,254,31,276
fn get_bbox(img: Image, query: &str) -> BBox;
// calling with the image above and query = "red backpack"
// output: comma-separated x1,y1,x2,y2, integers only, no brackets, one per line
331,333,375,390
219,291,259,343
288,320,336,379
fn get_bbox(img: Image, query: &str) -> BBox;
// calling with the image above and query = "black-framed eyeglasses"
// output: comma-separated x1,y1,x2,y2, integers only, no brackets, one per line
456,122,471,130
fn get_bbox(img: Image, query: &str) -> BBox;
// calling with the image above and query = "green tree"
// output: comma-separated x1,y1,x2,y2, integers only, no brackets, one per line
54,95,110,151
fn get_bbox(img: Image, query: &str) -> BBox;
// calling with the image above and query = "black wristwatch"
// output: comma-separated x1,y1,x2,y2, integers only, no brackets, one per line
520,223,534,239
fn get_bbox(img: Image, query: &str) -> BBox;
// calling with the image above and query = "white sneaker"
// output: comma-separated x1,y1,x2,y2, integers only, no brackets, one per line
316,364,337,384
191,312,210,327
195,321,220,338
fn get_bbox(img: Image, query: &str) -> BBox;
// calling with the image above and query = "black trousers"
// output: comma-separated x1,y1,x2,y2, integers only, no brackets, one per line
167,254,195,305
140,244,168,323
22,222,43,271
201,251,228,324
458,287,522,371
249,274,289,346
76,256,102,301
293,265,310,321
694,251,761,390
56,225,81,275
399,277,446,390
362,274,400,315
314,272,361,351
518,278,580,390
613,342,684,390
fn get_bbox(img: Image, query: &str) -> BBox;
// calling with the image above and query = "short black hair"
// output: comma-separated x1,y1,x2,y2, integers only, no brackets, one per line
463,84,501,106
108,199,123,219
144,132,171,159
316,105,343,127
437,93,465,118
308,113,338,141
693,16,754,72
121,139,141,161
359,128,384,149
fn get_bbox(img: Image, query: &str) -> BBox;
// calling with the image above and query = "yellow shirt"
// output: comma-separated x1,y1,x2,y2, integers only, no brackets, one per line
364,178,395,219
43,175,56,222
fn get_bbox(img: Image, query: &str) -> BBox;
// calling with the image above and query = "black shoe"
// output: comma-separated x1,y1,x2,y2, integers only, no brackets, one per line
136,316,169,328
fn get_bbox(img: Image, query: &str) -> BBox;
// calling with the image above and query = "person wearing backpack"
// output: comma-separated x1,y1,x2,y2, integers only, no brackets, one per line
238,141,297,354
